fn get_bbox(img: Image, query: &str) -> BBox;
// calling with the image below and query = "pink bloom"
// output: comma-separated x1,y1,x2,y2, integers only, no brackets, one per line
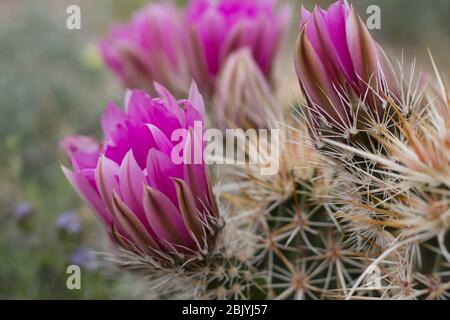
295,0,397,131
100,0,289,99
61,84,218,257
186,0,290,95
99,3,189,96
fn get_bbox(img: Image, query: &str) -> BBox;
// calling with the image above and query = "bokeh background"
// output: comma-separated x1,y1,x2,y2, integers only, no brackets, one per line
0,0,449,299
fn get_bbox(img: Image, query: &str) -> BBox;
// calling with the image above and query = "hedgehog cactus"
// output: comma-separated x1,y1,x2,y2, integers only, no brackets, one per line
293,1,450,300
62,0,450,300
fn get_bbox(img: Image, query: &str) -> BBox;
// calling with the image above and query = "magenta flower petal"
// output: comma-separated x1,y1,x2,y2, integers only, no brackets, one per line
300,6,311,29
61,135,100,171
188,82,206,115
324,1,355,83
182,144,209,212
112,192,161,252
154,83,186,126
104,122,154,169
180,100,205,128
95,156,120,215
146,149,183,206
62,166,111,226
345,6,379,87
100,0,289,99
118,151,146,222
125,90,154,124
304,8,344,81
146,124,173,155
101,102,127,140
143,186,194,251
145,101,183,139
173,178,205,247
186,0,290,95
295,29,346,125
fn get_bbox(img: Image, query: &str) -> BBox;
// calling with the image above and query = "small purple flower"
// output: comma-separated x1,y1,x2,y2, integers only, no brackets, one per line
70,248,100,271
12,202,34,221
56,211,81,235
99,3,189,96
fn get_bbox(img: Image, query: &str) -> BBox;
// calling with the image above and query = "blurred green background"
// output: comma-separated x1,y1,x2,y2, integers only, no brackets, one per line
0,0,449,299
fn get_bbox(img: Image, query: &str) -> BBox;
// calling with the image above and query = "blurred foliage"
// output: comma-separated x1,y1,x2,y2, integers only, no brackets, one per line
0,0,449,299
0,0,123,299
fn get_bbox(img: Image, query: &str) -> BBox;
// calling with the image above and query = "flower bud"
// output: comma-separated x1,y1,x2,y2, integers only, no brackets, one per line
295,0,397,132
213,48,278,130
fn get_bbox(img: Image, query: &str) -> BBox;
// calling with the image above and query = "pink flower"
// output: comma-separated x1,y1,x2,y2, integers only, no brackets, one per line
186,0,290,95
100,0,289,99
99,3,189,96
295,0,397,132
61,84,219,258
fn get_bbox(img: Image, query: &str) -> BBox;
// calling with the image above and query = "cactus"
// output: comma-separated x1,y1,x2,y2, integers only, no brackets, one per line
62,0,450,300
